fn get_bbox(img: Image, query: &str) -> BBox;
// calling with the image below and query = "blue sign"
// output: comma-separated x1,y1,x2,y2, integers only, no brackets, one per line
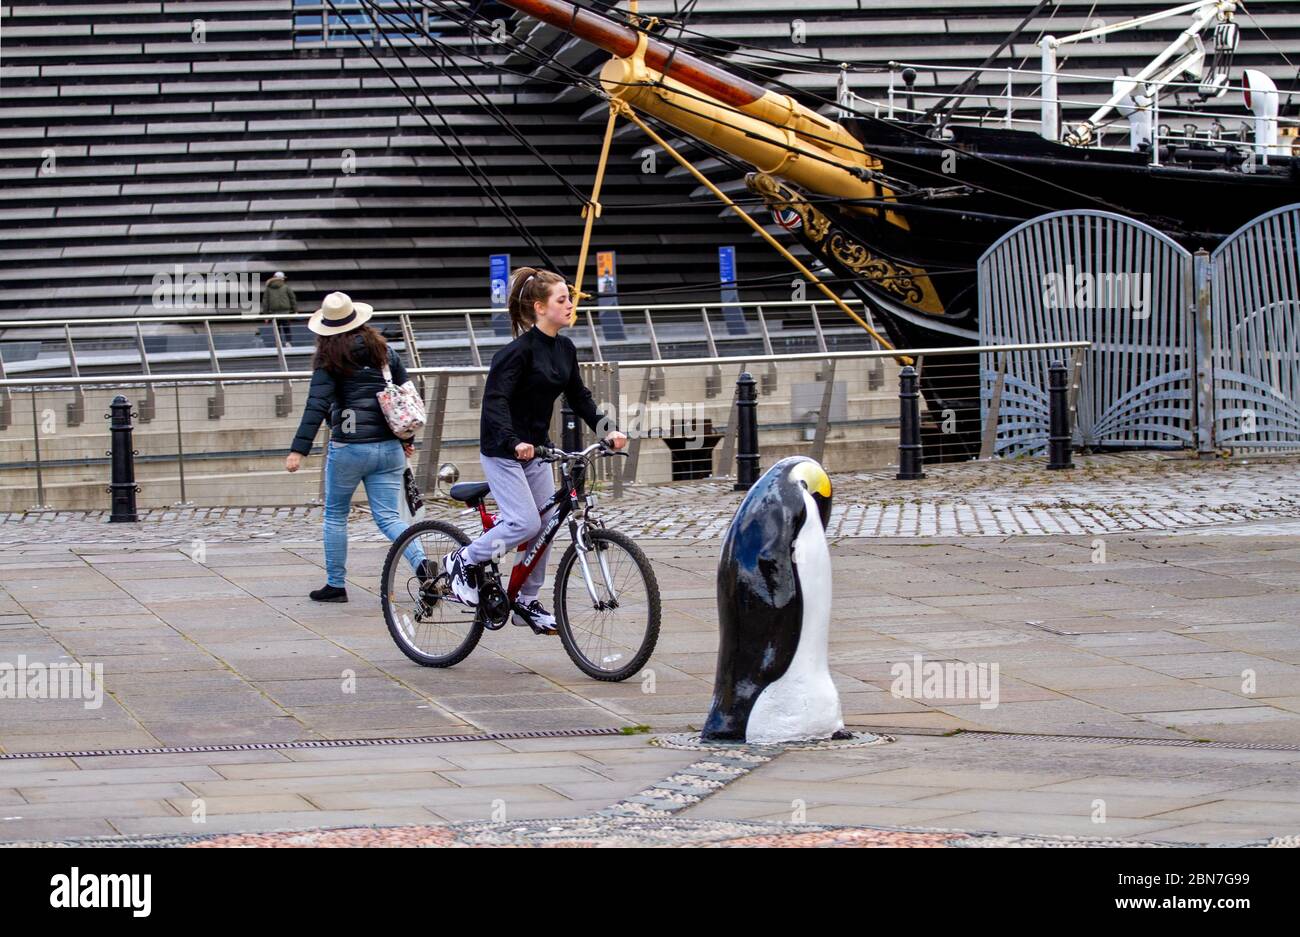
489,253,510,336
718,246,748,335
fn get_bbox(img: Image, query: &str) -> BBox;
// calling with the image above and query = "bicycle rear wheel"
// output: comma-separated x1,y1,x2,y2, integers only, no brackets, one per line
554,528,660,682
381,519,482,667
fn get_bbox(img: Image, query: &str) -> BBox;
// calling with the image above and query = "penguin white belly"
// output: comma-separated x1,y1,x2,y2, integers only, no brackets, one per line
745,490,843,744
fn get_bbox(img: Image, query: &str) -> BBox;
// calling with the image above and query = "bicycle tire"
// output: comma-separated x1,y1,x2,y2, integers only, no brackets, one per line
553,528,660,682
381,519,482,668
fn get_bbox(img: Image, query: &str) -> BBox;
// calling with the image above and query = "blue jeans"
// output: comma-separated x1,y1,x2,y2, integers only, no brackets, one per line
323,439,425,588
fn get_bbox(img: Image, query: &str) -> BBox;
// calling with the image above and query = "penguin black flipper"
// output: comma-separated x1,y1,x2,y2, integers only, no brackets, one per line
702,461,810,741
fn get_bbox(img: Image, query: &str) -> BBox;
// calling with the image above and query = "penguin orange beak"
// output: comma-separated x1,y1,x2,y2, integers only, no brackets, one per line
792,461,833,529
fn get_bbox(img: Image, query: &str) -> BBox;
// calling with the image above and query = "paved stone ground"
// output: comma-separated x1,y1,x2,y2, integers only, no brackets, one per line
3,452,1300,846
4,733,1300,847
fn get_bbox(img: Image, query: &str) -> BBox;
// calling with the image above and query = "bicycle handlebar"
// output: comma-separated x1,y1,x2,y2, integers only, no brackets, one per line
534,439,627,463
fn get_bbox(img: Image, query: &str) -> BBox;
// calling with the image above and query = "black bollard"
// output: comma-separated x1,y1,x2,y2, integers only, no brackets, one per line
561,401,582,452
1047,359,1074,470
896,365,926,480
733,371,760,491
107,394,139,522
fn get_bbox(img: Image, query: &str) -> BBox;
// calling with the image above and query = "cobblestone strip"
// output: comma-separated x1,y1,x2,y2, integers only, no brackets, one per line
596,732,891,819
2,454,1298,542
597,748,777,819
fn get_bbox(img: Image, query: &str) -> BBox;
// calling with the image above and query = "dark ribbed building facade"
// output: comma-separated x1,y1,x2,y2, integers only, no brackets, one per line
3,0,1297,321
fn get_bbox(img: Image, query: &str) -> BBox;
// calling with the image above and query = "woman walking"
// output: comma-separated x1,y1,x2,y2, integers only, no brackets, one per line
286,291,428,602
441,267,626,634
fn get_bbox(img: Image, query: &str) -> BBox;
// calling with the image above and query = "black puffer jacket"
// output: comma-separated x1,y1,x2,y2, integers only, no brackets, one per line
290,334,410,454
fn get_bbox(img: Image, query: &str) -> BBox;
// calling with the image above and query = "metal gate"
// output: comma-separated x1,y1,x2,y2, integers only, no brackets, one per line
978,210,1196,456
1211,204,1300,450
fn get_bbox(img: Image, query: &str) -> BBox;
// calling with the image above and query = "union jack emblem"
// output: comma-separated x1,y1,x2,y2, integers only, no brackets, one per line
772,207,802,232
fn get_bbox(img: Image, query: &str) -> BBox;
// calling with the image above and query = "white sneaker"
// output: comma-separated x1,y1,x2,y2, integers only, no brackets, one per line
513,599,558,635
441,548,479,606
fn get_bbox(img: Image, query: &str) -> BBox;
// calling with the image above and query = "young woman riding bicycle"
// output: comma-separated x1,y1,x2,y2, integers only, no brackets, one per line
441,267,627,634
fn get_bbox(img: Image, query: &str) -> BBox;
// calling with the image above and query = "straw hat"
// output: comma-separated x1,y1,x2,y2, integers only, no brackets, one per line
308,291,373,336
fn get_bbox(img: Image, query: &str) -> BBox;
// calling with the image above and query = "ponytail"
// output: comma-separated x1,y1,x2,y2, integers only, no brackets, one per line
507,266,565,338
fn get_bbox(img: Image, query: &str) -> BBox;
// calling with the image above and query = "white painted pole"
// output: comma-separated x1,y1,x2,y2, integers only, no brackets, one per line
1040,37,1059,141
1006,67,1013,128
1152,83,1161,165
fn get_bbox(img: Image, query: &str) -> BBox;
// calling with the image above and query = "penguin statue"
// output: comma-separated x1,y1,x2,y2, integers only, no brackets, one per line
703,456,844,745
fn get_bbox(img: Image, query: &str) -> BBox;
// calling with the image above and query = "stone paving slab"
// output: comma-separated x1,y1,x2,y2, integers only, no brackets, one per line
681,733,1300,844
3,731,1299,847
0,735,701,843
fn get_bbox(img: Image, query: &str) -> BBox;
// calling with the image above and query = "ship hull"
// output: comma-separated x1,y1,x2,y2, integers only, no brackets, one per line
831,121,1300,335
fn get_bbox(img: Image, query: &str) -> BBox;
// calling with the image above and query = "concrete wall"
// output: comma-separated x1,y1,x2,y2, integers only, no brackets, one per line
0,357,901,510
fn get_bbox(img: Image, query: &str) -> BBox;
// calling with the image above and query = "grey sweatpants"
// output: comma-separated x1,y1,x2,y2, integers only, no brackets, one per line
464,454,556,603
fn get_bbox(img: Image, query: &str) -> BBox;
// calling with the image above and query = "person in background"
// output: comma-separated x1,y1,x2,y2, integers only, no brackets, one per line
441,267,626,634
285,291,428,602
262,271,298,347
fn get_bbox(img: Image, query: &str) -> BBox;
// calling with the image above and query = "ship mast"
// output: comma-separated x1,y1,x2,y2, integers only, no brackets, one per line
495,0,910,351
498,1,862,161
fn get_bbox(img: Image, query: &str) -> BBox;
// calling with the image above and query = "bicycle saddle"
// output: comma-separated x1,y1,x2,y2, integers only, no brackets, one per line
449,481,491,505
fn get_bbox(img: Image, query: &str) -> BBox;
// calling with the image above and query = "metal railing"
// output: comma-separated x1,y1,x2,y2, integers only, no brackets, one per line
0,298,884,382
853,60,1298,162
0,340,1089,513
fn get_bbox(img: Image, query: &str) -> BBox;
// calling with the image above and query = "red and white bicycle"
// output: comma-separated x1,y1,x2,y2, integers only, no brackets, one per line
381,441,660,682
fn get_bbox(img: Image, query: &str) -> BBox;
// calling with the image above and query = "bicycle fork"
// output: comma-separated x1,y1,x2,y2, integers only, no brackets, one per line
572,523,619,610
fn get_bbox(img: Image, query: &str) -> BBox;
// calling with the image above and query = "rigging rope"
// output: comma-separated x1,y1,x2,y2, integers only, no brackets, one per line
334,0,559,267
428,0,1126,231
373,0,590,203
423,0,1071,215
564,0,1201,231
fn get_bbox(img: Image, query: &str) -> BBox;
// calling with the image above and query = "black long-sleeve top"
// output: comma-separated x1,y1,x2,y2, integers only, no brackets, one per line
480,326,611,458
290,337,410,455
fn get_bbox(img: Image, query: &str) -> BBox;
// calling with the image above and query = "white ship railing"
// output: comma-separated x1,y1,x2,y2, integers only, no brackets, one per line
845,62,1297,163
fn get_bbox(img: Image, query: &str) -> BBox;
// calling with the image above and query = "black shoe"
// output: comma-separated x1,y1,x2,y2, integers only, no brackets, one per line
415,559,442,605
310,584,348,603
512,599,558,635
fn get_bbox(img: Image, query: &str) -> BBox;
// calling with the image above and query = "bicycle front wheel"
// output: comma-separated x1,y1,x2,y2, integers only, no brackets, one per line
554,528,660,682
382,519,482,668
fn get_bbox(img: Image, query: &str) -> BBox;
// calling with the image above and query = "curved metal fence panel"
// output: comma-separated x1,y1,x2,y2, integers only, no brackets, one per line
1211,205,1300,450
979,210,1196,456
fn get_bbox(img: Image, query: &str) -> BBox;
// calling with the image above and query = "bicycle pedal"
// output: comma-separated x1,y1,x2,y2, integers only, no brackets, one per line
420,579,449,599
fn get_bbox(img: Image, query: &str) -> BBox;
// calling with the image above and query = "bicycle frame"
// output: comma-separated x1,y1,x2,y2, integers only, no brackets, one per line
472,458,586,601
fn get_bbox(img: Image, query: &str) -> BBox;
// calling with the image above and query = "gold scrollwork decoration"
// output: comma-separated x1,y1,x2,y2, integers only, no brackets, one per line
745,172,941,314
827,234,925,305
